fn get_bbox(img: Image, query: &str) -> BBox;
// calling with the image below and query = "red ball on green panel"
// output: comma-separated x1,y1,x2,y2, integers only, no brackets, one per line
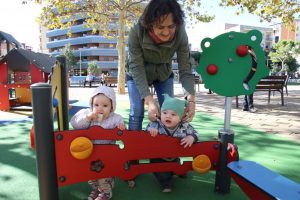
236,45,248,57
207,64,218,75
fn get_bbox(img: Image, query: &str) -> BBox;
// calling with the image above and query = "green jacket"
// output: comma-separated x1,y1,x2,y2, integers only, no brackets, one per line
127,22,195,99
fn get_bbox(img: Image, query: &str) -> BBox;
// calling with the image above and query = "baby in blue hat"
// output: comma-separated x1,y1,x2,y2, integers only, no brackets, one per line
145,94,199,193
146,94,198,146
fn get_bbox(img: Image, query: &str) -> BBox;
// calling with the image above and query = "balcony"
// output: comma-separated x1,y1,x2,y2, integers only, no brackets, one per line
50,47,120,57
47,36,118,49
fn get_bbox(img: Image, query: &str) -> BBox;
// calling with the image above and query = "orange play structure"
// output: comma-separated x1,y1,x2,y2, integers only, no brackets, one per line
0,48,55,111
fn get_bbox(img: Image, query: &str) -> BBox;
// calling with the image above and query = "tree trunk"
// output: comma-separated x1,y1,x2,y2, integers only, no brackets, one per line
279,58,286,73
116,0,126,94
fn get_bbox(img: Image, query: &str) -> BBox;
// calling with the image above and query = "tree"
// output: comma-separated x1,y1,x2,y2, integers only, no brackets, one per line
286,57,300,74
62,43,77,76
220,0,300,28
35,0,300,94
35,0,214,94
269,40,300,74
87,61,99,75
271,56,300,75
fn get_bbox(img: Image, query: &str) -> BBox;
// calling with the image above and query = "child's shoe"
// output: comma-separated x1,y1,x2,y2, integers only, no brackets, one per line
162,188,172,193
243,107,249,111
88,189,101,200
95,193,109,200
178,174,187,178
128,180,135,188
249,107,257,113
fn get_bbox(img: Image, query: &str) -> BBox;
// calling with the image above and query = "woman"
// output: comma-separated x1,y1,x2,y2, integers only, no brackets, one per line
126,0,196,131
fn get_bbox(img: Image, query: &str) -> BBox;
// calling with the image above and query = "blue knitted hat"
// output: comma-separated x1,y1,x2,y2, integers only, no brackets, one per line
161,94,186,118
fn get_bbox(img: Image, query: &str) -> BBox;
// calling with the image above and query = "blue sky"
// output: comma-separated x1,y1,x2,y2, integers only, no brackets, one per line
0,0,275,51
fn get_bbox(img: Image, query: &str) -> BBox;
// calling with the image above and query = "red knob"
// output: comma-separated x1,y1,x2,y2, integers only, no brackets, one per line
236,45,248,57
207,64,218,75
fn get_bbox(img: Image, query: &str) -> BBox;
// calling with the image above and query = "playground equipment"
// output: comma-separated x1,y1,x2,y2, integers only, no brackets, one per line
29,56,69,148
30,31,300,200
0,48,56,111
197,30,300,199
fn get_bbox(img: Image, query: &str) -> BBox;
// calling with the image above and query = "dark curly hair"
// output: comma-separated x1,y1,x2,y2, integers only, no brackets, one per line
140,0,185,30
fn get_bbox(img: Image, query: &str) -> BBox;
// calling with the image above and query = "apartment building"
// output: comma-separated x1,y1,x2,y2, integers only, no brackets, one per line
225,23,274,49
45,18,120,76
273,19,300,42
38,25,49,54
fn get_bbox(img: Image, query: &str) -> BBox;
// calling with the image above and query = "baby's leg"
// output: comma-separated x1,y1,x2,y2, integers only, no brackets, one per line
88,180,100,200
96,177,115,199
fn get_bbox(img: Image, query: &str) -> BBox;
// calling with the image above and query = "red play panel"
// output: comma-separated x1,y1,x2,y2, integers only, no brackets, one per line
54,126,238,187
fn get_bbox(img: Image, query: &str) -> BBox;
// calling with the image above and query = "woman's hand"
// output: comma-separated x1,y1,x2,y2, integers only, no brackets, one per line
182,95,196,122
145,95,160,122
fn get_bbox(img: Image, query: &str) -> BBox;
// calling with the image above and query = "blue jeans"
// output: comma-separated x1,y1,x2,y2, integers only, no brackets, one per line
127,76,174,130
243,94,254,109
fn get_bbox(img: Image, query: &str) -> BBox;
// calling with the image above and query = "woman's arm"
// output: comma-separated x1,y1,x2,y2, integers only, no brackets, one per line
176,27,196,121
127,26,151,99
145,95,160,121
176,27,195,96
128,25,160,121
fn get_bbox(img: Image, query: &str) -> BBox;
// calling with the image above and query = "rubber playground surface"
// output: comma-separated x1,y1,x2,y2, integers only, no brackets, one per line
1,89,300,200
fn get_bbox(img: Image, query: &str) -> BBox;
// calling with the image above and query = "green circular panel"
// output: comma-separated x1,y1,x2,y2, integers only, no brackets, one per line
197,30,270,97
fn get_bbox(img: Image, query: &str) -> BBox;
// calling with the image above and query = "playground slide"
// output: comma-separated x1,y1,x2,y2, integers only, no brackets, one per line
228,160,300,200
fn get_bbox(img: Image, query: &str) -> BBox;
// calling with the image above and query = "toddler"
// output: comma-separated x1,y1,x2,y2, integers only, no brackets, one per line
70,85,126,200
146,94,199,192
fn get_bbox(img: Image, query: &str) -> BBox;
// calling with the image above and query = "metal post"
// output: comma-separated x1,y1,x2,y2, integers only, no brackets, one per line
224,97,232,131
79,50,82,76
31,83,59,200
215,96,234,194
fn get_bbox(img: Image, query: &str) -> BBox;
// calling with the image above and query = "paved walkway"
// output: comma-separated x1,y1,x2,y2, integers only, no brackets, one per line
1,84,299,143
67,83,300,142
194,84,300,142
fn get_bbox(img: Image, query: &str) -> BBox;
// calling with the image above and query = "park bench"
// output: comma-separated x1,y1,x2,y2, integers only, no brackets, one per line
69,76,86,87
104,76,118,86
236,75,288,107
83,76,102,88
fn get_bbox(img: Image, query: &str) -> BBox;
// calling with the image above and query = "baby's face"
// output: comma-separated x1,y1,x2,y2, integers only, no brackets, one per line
92,94,112,121
161,110,181,129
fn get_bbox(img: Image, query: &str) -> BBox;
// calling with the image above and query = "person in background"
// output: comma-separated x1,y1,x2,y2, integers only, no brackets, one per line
84,72,94,88
146,94,199,193
70,86,126,200
243,93,257,113
100,72,106,85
